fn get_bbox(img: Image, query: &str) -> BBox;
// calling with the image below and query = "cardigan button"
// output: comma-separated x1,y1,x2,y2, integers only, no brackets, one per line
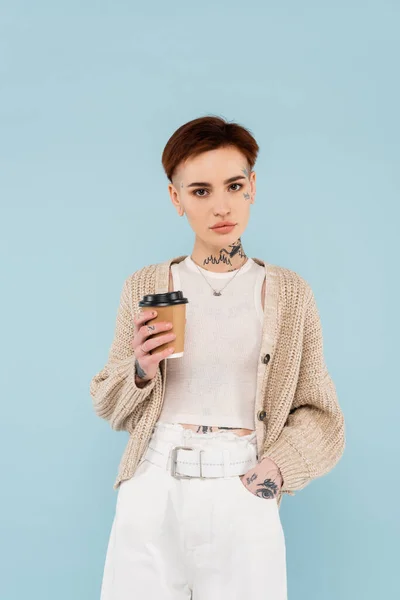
257,410,267,421
262,353,271,364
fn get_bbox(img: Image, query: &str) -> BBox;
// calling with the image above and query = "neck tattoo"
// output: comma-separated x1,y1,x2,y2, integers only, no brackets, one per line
191,238,248,296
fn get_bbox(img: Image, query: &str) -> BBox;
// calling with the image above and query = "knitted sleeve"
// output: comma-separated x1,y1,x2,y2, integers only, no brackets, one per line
261,287,345,494
90,276,161,431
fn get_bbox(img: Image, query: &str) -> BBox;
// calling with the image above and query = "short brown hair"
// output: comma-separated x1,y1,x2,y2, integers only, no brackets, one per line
161,115,260,183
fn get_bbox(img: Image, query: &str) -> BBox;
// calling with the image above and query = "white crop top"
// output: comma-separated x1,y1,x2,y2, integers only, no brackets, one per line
158,255,265,430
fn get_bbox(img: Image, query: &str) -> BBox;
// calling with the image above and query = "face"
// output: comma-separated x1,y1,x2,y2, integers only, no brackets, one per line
168,146,256,248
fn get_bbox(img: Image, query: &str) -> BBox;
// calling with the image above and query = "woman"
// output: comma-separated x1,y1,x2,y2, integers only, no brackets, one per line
90,116,346,600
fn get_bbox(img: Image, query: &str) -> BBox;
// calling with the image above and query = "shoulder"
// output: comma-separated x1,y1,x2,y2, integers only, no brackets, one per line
269,262,314,304
124,262,159,287
124,255,185,289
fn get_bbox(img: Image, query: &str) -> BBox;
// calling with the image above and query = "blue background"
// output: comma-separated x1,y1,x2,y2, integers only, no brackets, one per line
1,1,398,598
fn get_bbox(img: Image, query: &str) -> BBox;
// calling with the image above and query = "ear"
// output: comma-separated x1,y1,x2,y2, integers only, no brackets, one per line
250,171,256,204
168,183,184,216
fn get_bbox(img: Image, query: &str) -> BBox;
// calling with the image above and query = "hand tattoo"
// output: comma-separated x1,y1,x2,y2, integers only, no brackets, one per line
135,359,147,380
246,473,258,486
254,478,279,499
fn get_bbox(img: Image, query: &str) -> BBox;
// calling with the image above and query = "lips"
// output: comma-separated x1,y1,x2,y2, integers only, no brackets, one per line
211,223,236,229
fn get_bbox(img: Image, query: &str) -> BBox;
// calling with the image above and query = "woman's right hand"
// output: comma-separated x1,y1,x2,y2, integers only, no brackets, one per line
131,310,176,386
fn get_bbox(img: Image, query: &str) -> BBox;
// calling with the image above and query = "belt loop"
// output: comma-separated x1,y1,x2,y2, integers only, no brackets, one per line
164,442,175,471
222,449,230,478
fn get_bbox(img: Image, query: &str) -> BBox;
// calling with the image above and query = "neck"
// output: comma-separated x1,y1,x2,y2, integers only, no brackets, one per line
190,237,248,273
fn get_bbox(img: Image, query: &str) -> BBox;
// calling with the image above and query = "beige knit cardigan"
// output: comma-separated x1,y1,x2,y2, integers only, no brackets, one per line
90,254,345,508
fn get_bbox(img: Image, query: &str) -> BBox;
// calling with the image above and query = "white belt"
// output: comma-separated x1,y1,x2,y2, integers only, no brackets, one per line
142,437,258,479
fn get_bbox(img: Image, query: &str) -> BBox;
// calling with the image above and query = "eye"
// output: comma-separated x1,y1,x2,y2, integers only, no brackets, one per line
192,183,243,197
193,188,208,197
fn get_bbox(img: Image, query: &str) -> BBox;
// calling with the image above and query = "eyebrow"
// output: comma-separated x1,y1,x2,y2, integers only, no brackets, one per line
186,175,247,188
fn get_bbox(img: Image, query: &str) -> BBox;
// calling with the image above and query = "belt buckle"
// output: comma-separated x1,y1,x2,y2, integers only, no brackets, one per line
170,446,206,479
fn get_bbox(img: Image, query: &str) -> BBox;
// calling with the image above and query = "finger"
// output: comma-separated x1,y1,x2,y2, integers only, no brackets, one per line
134,318,173,347
131,312,158,351
135,342,174,372
149,345,175,362
133,309,157,331
140,330,176,355
132,322,159,354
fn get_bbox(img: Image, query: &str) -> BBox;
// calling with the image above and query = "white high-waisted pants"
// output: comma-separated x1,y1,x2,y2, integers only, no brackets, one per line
100,421,287,599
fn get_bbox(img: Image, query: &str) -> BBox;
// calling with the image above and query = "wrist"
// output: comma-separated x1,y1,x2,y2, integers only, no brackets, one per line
135,376,150,389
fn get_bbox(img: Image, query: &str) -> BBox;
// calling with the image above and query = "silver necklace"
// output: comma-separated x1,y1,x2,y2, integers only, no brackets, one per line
190,255,249,296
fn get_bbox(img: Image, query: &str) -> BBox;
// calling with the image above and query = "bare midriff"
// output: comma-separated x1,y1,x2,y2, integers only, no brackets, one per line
178,423,254,436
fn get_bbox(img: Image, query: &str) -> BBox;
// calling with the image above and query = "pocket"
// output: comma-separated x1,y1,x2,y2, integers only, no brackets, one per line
115,461,169,541
116,459,149,498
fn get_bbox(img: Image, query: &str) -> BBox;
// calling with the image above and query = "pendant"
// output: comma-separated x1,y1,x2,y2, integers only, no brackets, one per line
213,291,222,296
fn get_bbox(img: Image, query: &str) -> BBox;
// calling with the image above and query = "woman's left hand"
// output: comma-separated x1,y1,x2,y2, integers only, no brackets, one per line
239,456,283,499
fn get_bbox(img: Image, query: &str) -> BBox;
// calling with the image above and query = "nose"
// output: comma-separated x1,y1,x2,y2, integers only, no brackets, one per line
213,199,231,215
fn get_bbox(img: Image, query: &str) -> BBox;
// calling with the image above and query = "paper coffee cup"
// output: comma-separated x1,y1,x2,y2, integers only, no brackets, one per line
138,291,188,358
